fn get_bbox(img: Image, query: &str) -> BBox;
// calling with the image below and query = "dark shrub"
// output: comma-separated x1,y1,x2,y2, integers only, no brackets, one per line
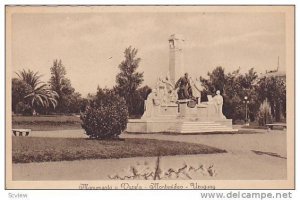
15,102,32,116
233,119,245,125
80,89,128,139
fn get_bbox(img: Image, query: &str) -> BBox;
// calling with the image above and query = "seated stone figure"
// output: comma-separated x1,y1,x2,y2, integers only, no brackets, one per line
175,73,193,100
142,89,161,119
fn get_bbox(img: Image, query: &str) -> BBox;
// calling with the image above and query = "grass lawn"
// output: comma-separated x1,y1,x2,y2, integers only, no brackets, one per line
12,115,82,131
12,137,226,163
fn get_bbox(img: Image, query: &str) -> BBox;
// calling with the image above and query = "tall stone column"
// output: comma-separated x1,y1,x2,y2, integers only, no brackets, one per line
169,34,185,85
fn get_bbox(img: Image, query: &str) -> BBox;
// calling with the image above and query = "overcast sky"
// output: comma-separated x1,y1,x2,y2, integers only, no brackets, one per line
11,11,286,96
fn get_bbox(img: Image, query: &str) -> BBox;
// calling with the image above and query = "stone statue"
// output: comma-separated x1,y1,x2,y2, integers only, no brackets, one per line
143,89,160,118
156,76,166,101
175,73,193,100
189,77,202,104
162,73,174,93
161,73,178,103
156,76,168,106
213,90,226,119
169,89,178,102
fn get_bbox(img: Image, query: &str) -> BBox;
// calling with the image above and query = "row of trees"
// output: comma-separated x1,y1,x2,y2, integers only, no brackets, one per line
200,66,286,123
12,46,286,125
107,46,286,123
79,47,286,139
12,60,86,115
12,47,150,117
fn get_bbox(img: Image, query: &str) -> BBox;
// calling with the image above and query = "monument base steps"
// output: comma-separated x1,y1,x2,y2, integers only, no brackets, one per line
126,119,238,134
169,121,237,133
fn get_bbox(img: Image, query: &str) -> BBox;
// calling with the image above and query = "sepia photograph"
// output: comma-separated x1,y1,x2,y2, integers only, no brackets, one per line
5,5,294,189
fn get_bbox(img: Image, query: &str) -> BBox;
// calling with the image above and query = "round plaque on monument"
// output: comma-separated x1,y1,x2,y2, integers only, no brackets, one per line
187,100,196,108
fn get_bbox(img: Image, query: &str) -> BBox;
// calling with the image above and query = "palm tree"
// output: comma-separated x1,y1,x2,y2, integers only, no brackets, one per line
16,69,42,89
16,69,59,115
24,83,59,112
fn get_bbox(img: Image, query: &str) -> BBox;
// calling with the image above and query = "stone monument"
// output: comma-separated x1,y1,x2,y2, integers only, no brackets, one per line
126,34,237,133
169,34,184,85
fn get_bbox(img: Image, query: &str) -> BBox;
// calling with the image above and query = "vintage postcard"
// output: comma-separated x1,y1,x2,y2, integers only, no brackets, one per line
5,5,294,189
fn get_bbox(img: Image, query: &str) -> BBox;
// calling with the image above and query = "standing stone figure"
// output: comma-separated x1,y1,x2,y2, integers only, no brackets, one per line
157,76,168,106
156,76,166,101
175,73,193,99
161,73,178,103
162,73,174,94
213,90,225,119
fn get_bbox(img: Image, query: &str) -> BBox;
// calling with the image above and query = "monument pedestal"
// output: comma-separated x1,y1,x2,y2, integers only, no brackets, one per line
177,99,197,118
126,100,237,134
126,118,236,134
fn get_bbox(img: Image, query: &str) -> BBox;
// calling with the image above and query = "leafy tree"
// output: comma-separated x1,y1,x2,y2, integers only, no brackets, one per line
49,59,76,113
12,78,31,113
15,69,58,115
79,97,89,113
115,46,144,116
138,85,152,100
200,67,259,122
225,68,259,122
132,85,152,117
200,66,227,94
93,86,108,106
60,92,84,114
200,66,286,123
256,76,286,121
15,102,32,115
